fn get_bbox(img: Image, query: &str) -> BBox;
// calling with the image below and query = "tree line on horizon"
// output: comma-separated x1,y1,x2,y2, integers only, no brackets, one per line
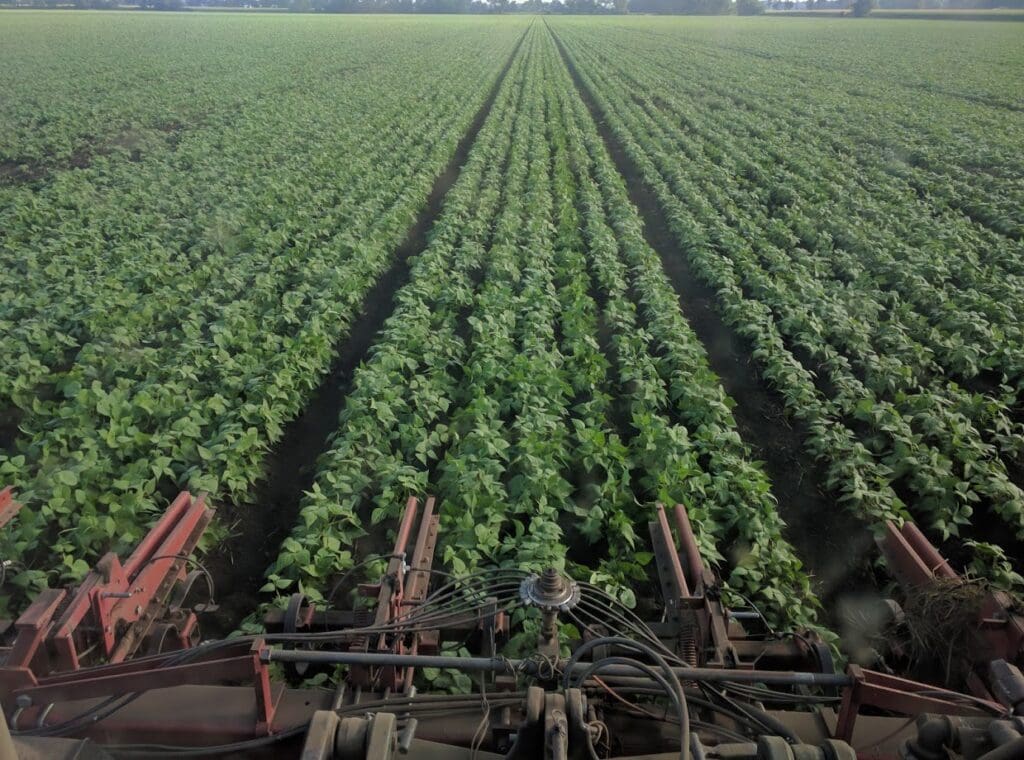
4,0,1021,17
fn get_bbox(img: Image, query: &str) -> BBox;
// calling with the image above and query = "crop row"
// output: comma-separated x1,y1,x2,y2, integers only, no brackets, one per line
549,18,1024,574
269,25,825,633
0,17,527,608
594,18,1023,238
0,15,530,169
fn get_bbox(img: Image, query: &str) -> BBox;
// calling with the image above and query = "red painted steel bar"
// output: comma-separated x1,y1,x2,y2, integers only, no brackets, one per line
672,503,705,591
123,492,196,577
880,521,935,588
655,503,689,597
900,521,958,581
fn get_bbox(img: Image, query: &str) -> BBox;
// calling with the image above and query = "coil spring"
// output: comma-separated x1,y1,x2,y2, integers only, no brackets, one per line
680,622,698,668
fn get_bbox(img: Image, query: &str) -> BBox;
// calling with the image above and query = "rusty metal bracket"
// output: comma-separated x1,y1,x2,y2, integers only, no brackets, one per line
835,664,1006,743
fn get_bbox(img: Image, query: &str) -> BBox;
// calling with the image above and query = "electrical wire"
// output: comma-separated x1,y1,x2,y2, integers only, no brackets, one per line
14,563,835,749
916,689,1009,716
698,681,799,744
602,683,769,737
470,673,491,760
574,589,679,661
585,718,606,760
722,589,775,635
565,637,688,760
571,588,840,709
590,675,664,721
325,553,404,605
578,657,684,717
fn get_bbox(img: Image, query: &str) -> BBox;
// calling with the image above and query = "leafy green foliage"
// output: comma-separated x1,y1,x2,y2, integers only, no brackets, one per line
550,16,1024,586
270,26,828,635
0,15,528,607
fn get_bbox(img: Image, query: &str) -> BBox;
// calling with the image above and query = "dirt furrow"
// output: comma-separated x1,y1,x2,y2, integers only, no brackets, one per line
547,23,876,613
203,28,531,634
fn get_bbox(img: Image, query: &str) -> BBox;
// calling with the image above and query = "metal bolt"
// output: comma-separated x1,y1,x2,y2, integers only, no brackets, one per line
538,568,564,596
520,569,580,611
15,695,32,708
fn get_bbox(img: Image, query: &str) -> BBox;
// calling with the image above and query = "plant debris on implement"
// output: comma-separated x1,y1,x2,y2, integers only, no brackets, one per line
3,489,1024,759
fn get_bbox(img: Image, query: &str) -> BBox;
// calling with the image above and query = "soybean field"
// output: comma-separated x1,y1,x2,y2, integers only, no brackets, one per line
1,12,1023,653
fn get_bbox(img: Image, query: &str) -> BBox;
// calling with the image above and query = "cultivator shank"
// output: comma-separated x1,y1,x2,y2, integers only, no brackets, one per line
649,502,833,674
1,491,213,680
877,519,1024,707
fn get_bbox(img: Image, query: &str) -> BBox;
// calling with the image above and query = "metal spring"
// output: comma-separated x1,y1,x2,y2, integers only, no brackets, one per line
679,621,699,682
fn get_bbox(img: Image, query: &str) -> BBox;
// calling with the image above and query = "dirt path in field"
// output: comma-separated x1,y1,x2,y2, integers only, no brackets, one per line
547,23,877,619
202,29,531,636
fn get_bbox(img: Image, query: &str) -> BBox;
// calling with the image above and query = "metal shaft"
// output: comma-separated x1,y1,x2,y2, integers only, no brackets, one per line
260,649,853,687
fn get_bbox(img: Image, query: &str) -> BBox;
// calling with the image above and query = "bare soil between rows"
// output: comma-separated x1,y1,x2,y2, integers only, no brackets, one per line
0,407,21,455
548,24,880,624
201,29,530,637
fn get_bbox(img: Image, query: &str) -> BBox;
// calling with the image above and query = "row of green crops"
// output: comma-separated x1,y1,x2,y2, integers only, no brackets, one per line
268,25,827,634
7,13,1020,645
0,13,529,608
547,18,1024,568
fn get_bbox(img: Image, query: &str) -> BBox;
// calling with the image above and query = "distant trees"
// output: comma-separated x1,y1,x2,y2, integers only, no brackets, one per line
136,0,184,8
629,0,731,13
21,0,1024,11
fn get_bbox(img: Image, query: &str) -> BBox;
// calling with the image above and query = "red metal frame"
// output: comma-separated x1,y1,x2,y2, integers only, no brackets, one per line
0,487,22,530
265,495,510,695
292,496,445,691
880,519,1024,696
0,490,284,737
7,491,1022,754
880,520,957,588
648,503,826,672
2,491,212,677
7,638,282,737
835,665,1005,742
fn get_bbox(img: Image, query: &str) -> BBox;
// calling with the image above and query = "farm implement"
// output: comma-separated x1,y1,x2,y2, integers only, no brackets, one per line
2,490,1024,759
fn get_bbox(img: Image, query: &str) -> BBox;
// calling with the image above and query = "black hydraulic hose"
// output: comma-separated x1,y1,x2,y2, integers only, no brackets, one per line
326,553,403,604
978,736,1024,760
573,596,677,660
708,686,800,745
563,636,688,760
599,684,773,737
